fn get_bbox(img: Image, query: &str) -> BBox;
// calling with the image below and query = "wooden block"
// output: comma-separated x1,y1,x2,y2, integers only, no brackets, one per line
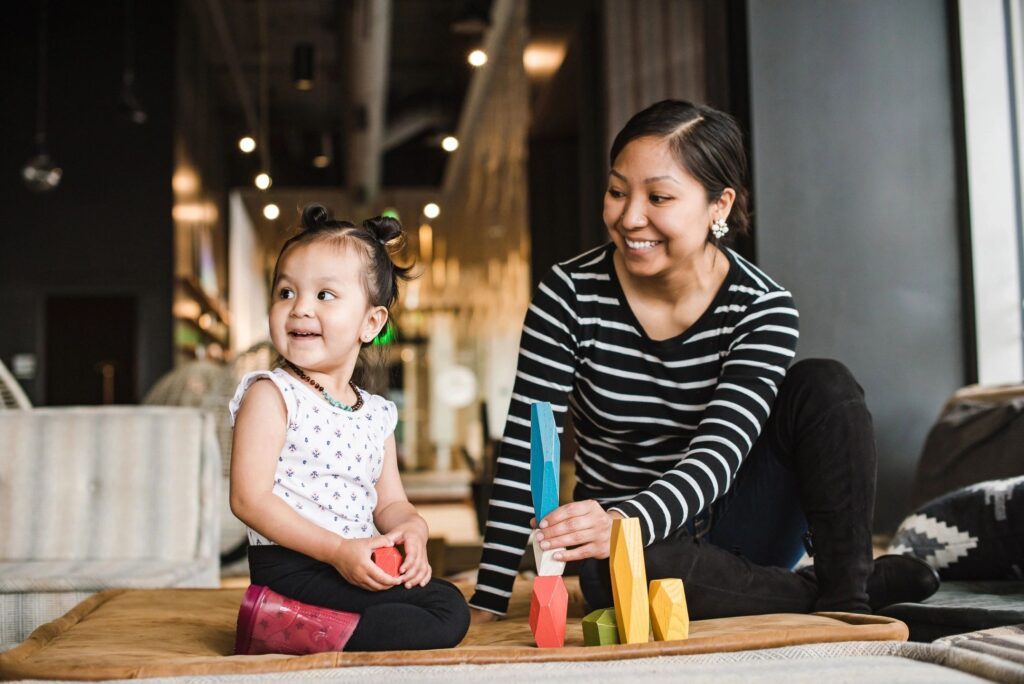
530,402,559,524
649,578,689,641
529,575,568,648
529,529,566,576
581,608,619,646
372,546,403,577
609,517,650,644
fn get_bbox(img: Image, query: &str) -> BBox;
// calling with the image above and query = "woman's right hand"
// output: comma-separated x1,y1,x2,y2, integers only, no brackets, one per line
328,535,403,591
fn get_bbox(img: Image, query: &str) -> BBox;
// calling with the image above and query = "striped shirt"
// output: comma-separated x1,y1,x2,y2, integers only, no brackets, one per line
469,243,800,615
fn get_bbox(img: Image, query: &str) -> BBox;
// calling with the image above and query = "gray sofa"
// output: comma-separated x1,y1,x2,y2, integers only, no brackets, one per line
0,406,220,649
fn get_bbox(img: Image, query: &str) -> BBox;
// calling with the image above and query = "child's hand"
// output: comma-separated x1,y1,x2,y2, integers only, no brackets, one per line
385,521,432,588
329,535,403,591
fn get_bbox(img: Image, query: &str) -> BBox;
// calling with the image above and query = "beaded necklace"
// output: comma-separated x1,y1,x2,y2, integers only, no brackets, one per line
285,361,363,412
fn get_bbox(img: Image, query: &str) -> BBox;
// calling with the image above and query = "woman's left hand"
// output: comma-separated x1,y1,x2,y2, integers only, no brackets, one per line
533,500,624,562
385,520,432,588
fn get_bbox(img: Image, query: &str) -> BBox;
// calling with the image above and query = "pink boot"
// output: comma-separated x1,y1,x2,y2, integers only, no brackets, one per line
234,584,361,655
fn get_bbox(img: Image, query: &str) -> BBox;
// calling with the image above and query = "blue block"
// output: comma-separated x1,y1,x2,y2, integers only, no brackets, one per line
530,402,560,523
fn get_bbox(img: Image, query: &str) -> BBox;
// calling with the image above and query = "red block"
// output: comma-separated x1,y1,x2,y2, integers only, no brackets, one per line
372,546,403,577
529,575,568,648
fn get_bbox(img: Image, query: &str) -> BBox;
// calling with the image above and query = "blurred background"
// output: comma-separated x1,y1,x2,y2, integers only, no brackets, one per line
0,0,1021,561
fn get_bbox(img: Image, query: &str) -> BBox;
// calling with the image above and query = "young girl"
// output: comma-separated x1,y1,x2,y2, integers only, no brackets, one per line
230,204,469,654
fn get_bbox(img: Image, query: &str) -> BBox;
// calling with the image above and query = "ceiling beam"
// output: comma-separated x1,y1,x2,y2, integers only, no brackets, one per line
382,107,450,151
345,0,392,207
202,0,259,141
442,0,517,194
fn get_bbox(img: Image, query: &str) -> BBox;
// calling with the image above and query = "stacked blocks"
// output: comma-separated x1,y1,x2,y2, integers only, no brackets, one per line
528,401,568,648
372,546,403,578
529,575,569,648
609,517,650,644
649,578,689,641
582,608,619,646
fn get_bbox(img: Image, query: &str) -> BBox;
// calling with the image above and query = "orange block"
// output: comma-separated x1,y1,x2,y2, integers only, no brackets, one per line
529,575,568,648
372,546,403,577
649,578,689,641
609,518,649,644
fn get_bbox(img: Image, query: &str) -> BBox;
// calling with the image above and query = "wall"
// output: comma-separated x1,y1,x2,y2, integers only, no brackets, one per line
747,0,965,530
0,1,176,403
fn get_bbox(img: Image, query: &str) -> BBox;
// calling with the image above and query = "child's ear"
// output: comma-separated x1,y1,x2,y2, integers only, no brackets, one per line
361,306,389,343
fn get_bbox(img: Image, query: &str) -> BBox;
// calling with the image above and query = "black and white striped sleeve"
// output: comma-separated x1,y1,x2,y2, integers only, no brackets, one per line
609,290,800,545
469,265,579,615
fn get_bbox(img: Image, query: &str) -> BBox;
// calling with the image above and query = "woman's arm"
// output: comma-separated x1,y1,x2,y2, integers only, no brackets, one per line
230,380,399,590
538,289,800,556
469,265,581,617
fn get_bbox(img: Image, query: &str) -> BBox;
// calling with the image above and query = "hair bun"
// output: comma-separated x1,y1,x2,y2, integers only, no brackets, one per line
362,215,404,247
301,204,331,232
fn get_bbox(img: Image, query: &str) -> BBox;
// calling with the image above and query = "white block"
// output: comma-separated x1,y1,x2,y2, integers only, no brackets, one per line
529,529,566,577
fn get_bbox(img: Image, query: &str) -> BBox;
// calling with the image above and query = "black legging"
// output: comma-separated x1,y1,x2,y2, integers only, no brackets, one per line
579,358,878,616
248,545,470,651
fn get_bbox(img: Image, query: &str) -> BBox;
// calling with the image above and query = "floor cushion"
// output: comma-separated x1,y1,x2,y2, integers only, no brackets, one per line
0,576,908,680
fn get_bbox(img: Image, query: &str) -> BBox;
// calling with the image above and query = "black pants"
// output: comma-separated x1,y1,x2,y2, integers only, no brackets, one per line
579,358,878,617
248,545,470,651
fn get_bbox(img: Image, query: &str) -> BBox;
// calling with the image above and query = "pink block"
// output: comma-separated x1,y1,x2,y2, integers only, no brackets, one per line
529,575,568,648
372,546,403,577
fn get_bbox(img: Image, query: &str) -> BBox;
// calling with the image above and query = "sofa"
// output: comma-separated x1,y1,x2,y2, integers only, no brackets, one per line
0,406,221,649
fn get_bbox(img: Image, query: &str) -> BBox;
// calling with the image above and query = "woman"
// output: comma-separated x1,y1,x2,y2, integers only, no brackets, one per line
470,100,937,622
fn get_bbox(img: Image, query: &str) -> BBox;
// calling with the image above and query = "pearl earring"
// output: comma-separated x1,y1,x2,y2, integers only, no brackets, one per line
711,217,729,239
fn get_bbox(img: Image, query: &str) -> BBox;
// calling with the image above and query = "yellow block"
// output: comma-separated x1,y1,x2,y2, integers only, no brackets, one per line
609,517,649,644
649,578,689,641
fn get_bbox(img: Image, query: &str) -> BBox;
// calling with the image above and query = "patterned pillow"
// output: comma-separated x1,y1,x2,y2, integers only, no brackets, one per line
887,475,1024,581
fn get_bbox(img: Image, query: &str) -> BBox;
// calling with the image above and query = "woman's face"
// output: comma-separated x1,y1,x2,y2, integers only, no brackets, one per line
603,136,722,279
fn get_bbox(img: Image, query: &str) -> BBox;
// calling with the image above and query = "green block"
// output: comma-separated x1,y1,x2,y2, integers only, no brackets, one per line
582,608,619,646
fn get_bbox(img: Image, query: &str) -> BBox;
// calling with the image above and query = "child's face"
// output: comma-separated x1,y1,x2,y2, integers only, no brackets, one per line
269,242,387,376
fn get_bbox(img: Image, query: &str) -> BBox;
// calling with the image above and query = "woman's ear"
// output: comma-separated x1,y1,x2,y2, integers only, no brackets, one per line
716,187,736,219
362,306,389,343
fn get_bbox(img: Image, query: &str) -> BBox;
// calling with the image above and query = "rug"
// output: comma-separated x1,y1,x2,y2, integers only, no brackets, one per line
0,577,908,681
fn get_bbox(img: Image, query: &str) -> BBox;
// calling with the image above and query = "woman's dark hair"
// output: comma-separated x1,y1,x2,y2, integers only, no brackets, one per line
271,204,414,392
272,204,413,314
609,99,750,241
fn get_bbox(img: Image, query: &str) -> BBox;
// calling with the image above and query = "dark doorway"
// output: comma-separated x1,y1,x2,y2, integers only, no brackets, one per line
45,296,138,405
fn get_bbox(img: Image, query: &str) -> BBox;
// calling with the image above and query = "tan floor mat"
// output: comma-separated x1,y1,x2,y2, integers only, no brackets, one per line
0,577,907,680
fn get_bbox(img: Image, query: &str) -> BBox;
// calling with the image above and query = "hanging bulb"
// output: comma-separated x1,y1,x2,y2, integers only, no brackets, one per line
119,70,147,124
22,152,62,192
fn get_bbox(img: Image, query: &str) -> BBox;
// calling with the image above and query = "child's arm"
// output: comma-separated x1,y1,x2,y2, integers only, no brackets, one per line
230,379,400,591
373,433,432,588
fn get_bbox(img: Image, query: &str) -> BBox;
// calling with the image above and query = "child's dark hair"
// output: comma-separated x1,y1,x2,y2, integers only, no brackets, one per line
272,204,413,320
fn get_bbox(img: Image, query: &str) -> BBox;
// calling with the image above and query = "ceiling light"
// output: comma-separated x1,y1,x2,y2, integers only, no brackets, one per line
263,203,280,220
254,172,272,190
238,136,256,153
523,42,567,79
441,136,459,152
312,132,332,168
468,49,488,67
293,43,315,91
450,0,491,34
423,203,440,219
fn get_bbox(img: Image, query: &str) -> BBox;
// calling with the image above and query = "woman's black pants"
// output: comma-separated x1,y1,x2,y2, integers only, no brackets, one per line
579,358,878,617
